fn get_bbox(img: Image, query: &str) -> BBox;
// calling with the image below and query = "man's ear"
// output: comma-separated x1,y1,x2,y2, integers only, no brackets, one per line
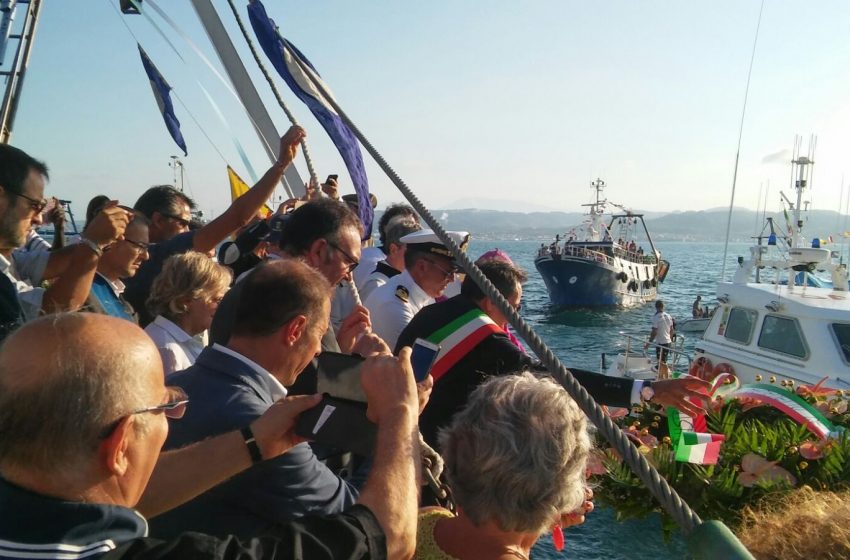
281,314,308,346
99,416,134,477
305,238,327,268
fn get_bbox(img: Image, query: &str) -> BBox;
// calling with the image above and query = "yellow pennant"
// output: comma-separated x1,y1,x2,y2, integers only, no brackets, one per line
228,165,271,217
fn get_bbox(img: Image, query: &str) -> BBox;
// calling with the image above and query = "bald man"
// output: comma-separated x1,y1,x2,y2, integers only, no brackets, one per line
0,313,420,559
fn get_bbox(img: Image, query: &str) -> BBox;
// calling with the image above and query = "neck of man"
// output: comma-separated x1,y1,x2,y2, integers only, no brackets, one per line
1,462,106,505
436,511,537,559
225,336,292,384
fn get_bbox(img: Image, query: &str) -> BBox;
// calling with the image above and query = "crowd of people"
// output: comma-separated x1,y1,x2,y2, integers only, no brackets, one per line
0,130,715,559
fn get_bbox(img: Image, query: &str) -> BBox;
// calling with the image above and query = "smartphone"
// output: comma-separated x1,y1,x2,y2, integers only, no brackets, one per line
410,338,440,382
315,352,366,403
326,174,339,182
295,395,376,456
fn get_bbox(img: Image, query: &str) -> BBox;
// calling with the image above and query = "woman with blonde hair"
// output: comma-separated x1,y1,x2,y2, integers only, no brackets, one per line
145,252,231,374
416,372,592,559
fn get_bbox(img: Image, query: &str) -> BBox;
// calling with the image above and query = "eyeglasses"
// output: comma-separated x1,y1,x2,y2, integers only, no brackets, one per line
11,191,48,214
123,238,150,253
100,386,189,438
326,239,359,273
424,257,458,280
162,213,191,229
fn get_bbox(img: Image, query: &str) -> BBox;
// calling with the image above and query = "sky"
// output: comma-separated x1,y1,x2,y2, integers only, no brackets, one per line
6,1,850,221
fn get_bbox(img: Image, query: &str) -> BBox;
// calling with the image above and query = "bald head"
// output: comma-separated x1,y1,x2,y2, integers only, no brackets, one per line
0,313,162,476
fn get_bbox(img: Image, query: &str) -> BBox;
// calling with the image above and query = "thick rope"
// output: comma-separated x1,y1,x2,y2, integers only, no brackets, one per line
225,0,319,187
282,39,703,533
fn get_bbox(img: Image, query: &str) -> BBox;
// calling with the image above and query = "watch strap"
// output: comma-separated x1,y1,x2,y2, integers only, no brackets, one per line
240,425,263,464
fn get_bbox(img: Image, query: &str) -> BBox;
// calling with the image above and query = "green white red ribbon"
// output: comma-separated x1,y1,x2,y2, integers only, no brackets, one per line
726,383,840,440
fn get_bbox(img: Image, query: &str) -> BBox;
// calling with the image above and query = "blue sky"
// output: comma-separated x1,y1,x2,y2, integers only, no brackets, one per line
7,1,850,221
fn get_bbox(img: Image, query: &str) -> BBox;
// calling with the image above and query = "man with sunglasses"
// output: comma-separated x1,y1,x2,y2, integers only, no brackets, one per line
84,209,151,322
364,228,469,350
0,145,129,340
0,312,420,559
125,126,306,327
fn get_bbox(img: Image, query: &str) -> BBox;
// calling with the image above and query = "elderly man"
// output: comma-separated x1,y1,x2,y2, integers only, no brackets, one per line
0,145,128,340
396,259,710,447
124,126,306,326
152,260,391,540
0,313,419,559
85,208,151,321
365,229,468,350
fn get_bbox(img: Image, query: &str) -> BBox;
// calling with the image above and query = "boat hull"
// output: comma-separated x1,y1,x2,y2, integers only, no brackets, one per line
535,254,657,307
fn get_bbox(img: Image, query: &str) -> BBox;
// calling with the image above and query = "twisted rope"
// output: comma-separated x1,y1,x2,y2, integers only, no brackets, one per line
280,37,703,534
225,0,319,187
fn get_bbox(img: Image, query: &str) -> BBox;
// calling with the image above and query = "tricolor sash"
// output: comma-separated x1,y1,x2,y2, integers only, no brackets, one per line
426,309,504,382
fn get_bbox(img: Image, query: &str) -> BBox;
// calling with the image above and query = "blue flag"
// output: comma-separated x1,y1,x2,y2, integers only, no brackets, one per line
247,1,373,239
138,45,187,156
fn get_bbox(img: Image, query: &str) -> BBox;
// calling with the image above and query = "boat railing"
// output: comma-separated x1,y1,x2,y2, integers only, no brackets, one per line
616,332,691,377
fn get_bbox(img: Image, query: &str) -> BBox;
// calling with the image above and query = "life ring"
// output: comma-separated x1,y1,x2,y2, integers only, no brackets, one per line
617,272,628,283
628,280,638,292
650,278,657,287
642,280,651,290
689,356,714,380
712,362,735,377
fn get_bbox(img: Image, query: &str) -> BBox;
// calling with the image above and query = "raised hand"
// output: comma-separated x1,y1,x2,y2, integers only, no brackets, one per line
84,201,130,248
276,126,306,168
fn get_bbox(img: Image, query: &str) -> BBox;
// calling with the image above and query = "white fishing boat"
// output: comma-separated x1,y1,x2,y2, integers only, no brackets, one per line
693,148,850,388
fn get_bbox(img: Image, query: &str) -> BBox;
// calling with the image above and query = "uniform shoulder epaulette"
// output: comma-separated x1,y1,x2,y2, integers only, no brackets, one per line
395,285,409,303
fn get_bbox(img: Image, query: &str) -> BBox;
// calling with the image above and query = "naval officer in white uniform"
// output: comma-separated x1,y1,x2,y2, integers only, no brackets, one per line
364,229,469,350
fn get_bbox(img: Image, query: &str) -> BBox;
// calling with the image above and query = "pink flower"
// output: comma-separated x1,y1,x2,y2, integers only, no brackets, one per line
586,449,608,476
799,441,826,460
737,453,797,488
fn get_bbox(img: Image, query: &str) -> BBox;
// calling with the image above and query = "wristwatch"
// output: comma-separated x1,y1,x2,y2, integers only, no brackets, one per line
640,380,655,403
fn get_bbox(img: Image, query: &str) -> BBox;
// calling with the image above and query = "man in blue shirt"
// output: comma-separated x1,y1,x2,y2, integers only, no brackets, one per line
124,126,306,326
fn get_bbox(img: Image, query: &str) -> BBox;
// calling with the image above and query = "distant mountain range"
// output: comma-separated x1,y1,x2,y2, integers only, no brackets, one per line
416,208,850,242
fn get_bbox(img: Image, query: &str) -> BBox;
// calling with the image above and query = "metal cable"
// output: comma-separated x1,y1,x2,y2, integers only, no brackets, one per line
282,39,703,533
224,0,319,187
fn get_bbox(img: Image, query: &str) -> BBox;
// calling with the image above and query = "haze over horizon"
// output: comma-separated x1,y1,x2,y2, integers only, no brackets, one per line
7,1,850,221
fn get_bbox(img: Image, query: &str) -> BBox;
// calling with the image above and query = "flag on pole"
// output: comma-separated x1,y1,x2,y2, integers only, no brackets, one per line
228,166,271,217
138,44,188,156
247,0,373,239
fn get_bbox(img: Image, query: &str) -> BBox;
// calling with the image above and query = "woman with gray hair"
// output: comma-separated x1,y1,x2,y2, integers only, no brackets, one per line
144,252,231,374
416,372,592,559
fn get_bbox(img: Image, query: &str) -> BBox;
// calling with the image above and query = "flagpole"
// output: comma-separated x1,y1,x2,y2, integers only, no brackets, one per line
226,0,319,188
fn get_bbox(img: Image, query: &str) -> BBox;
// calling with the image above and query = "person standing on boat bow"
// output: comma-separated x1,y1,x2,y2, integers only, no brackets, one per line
645,300,675,371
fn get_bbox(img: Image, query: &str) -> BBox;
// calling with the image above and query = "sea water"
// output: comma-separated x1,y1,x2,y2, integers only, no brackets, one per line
463,239,750,559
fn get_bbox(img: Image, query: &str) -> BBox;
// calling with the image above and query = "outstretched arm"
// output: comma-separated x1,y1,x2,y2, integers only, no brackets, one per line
193,127,306,253
41,203,129,313
137,393,321,517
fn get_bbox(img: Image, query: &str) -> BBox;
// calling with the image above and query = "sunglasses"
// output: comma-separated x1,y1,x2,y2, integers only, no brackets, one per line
12,191,48,214
100,386,189,438
162,213,191,229
424,257,459,280
123,238,150,252
326,239,359,274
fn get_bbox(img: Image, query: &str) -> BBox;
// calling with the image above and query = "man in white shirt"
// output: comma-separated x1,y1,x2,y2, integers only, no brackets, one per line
645,300,675,366
358,218,421,302
365,229,469,350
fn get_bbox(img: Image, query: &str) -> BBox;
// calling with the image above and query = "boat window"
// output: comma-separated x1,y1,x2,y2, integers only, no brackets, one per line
724,308,758,344
758,315,808,359
831,323,850,365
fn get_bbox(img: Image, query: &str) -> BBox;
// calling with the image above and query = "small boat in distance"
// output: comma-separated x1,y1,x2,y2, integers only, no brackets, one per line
534,178,670,307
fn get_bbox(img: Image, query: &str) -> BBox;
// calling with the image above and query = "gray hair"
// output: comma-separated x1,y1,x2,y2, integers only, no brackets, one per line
439,372,590,534
383,217,420,249
0,314,152,475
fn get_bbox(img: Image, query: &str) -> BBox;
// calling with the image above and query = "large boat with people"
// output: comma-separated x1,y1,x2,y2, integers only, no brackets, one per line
692,149,850,388
534,178,670,307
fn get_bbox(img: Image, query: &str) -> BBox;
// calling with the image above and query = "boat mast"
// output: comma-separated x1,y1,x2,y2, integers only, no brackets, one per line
782,136,816,250
189,0,303,197
0,0,42,144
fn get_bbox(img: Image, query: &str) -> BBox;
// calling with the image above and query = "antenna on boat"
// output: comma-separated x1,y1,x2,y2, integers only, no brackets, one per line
169,155,185,192
719,0,765,281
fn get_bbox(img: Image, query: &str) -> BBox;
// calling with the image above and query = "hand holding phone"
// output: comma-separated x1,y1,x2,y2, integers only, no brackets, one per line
411,338,440,382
